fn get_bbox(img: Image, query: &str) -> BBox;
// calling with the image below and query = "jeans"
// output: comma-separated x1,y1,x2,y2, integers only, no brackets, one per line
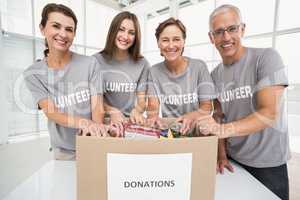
234,160,289,200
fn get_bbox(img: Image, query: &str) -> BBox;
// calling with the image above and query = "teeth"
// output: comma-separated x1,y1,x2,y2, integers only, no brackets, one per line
222,44,232,48
55,39,66,45
118,39,128,45
167,50,177,53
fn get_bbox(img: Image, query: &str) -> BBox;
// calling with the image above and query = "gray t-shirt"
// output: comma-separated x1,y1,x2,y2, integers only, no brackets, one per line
93,53,150,116
23,52,103,151
148,57,216,117
211,47,290,167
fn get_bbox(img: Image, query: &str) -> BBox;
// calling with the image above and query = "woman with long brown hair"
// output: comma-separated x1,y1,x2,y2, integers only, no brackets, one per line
94,11,150,135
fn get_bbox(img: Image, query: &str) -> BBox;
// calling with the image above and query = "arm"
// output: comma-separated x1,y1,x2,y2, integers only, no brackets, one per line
103,100,125,137
103,99,126,123
38,97,106,136
198,100,213,115
130,61,150,125
178,100,213,134
198,85,285,138
227,85,285,136
146,96,162,128
217,139,234,174
91,95,104,124
147,96,160,119
130,91,147,125
103,101,123,116
213,100,234,174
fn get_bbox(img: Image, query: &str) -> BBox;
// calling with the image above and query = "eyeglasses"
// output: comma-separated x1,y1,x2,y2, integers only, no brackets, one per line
210,24,244,38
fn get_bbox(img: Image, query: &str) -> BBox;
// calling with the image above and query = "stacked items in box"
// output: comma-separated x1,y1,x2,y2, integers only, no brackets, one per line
124,123,161,139
124,122,195,140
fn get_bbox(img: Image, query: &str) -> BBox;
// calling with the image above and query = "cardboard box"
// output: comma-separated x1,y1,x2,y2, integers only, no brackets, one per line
77,136,217,200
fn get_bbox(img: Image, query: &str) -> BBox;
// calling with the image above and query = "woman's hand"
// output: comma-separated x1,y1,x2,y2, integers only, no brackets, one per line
110,109,126,124
80,122,108,137
146,116,164,129
130,108,146,125
109,110,126,136
176,112,199,135
107,123,124,137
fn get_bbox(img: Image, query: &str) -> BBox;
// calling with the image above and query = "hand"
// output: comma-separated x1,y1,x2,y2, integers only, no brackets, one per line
176,113,198,135
198,115,236,138
110,110,126,136
197,115,218,135
80,122,108,137
130,108,146,125
146,116,164,129
107,123,124,137
217,156,234,174
110,110,126,124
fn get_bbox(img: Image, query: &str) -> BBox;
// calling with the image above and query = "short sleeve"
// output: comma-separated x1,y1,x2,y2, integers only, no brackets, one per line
23,72,49,107
210,67,220,94
256,48,288,91
136,59,150,92
146,69,159,97
197,61,217,101
89,57,104,96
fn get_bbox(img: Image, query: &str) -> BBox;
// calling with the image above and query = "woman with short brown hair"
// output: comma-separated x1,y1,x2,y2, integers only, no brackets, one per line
147,17,216,134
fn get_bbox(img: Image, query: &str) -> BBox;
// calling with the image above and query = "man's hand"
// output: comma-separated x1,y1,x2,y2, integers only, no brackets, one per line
197,115,235,138
217,156,234,174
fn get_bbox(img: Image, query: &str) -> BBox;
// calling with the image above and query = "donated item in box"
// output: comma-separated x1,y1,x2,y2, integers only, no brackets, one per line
123,122,195,140
124,123,160,139
77,136,218,200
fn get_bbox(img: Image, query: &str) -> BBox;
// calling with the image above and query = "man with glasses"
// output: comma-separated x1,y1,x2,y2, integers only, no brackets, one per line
198,4,290,200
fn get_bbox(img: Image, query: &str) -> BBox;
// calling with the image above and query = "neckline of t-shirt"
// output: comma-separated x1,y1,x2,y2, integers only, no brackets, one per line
43,51,76,71
100,53,132,65
162,56,190,79
223,47,249,68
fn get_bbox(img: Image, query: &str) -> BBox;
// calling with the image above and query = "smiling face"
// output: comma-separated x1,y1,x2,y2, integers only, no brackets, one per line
209,9,245,64
40,12,75,54
114,18,136,52
158,25,185,62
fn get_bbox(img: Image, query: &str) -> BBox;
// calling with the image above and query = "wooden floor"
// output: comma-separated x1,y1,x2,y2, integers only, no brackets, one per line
288,152,300,200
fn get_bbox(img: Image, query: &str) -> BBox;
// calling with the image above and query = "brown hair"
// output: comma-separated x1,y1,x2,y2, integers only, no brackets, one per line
101,11,142,62
40,3,78,57
155,17,186,41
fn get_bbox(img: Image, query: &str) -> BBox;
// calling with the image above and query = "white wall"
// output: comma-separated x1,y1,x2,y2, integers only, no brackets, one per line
0,136,52,199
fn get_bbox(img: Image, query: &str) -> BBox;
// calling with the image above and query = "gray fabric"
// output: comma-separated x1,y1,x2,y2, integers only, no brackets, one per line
148,57,216,117
23,52,103,151
211,47,290,168
93,53,150,116
53,148,76,160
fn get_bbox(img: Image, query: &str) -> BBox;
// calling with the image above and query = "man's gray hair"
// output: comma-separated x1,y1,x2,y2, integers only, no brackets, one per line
209,4,243,31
